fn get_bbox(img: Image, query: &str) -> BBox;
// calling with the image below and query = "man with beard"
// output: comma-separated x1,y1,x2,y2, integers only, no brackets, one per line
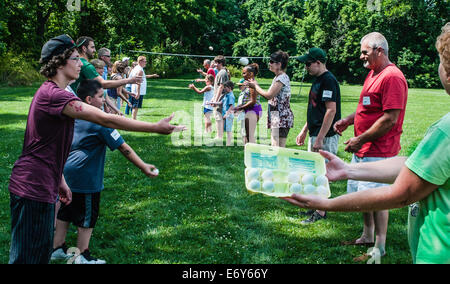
70,36,141,98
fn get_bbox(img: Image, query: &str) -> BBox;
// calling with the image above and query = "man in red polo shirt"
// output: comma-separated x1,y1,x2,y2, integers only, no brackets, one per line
333,32,408,261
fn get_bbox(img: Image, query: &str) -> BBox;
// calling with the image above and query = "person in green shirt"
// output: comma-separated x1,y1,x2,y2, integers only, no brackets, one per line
281,22,450,264
69,36,141,115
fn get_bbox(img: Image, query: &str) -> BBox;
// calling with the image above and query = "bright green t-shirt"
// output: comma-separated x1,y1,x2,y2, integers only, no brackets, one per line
70,57,100,94
405,112,450,264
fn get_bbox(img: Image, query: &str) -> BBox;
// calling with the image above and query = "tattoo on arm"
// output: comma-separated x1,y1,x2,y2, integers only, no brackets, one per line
69,101,83,112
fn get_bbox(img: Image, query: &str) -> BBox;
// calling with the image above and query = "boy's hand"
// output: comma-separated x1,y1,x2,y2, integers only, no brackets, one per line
156,113,187,134
142,164,159,178
59,182,72,205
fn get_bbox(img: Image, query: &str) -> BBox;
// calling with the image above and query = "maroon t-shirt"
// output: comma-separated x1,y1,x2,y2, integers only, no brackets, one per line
9,80,81,204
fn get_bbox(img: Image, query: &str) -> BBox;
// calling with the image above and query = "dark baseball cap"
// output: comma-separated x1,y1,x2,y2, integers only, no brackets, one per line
40,34,85,64
297,47,327,63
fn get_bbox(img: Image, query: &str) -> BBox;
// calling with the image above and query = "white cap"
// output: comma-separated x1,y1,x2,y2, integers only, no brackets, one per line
122,57,130,62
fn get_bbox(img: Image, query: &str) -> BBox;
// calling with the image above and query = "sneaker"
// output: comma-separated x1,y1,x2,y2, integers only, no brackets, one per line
74,249,106,264
301,211,327,225
51,243,70,260
298,210,315,217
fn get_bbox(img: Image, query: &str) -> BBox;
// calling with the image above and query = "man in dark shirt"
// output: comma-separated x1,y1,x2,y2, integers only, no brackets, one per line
296,47,341,224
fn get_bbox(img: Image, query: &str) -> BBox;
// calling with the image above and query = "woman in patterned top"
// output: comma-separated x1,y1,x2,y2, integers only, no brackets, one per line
245,51,294,147
233,63,262,144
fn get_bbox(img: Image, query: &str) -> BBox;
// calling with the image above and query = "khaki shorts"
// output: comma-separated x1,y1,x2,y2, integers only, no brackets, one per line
308,134,339,155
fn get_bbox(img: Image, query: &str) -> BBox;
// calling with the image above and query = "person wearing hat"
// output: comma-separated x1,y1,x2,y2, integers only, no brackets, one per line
295,47,342,224
281,23,449,264
7,34,186,264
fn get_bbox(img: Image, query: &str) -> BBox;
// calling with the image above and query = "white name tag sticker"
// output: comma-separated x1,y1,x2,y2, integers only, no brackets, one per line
110,130,121,141
323,90,333,99
363,96,371,106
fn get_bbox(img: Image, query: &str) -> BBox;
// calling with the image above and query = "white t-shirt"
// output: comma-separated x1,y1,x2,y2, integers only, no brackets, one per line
203,86,214,110
129,65,147,95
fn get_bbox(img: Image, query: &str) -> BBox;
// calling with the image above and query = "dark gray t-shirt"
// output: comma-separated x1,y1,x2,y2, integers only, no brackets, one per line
214,68,229,99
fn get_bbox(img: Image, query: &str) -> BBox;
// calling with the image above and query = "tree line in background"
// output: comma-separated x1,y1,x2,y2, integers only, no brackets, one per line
0,0,448,87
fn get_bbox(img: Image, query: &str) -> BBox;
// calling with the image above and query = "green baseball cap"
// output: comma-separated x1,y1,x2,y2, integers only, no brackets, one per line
297,47,327,63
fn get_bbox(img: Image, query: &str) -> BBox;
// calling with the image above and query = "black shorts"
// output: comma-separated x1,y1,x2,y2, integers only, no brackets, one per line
271,127,290,138
57,192,101,228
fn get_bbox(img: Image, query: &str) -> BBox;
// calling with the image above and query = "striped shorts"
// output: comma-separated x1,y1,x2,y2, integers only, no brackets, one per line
9,193,55,264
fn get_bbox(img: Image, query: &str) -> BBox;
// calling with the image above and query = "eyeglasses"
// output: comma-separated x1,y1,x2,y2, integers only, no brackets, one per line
269,59,279,64
103,55,111,58
361,47,378,56
305,61,316,67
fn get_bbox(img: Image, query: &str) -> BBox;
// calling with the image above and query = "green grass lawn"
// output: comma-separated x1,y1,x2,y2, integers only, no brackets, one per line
0,76,448,264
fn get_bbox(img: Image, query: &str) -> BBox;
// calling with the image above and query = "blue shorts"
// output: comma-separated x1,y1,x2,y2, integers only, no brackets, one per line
130,95,144,108
203,107,213,115
224,117,234,132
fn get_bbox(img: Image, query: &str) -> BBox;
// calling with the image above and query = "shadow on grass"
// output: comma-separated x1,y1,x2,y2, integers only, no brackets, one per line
0,113,29,127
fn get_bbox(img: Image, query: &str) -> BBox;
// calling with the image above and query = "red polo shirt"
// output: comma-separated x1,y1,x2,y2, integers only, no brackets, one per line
354,64,408,158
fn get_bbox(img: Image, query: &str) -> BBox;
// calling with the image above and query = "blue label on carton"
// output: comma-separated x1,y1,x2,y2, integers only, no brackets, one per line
288,157,316,173
251,153,278,169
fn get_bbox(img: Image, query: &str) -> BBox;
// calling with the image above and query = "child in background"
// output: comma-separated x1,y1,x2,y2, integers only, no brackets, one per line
222,80,236,146
188,74,215,133
51,79,159,264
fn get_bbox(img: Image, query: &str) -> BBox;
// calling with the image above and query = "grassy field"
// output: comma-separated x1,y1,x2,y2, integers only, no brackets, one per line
0,76,448,264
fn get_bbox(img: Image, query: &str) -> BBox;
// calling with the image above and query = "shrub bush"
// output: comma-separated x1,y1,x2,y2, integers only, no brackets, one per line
0,52,43,86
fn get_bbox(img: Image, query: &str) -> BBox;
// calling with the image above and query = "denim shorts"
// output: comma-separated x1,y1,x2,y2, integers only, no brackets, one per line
224,117,234,132
347,155,394,193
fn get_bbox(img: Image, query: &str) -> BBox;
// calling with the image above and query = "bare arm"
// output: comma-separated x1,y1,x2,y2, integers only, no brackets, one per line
333,112,355,135
248,79,283,100
312,101,336,151
117,143,158,177
344,109,401,153
189,84,210,94
94,75,141,89
319,150,407,184
62,100,186,134
281,166,438,212
234,88,257,111
213,84,224,102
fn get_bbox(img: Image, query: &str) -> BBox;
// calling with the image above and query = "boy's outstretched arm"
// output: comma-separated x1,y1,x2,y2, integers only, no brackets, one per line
118,142,158,178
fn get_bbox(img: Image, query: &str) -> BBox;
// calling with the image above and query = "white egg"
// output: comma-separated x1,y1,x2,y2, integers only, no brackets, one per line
262,181,274,192
317,185,328,197
261,170,274,181
315,175,328,186
247,168,260,180
303,184,317,195
209,46,214,51
302,174,315,185
152,168,159,175
288,172,300,183
290,183,303,194
249,180,260,190
239,57,249,66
